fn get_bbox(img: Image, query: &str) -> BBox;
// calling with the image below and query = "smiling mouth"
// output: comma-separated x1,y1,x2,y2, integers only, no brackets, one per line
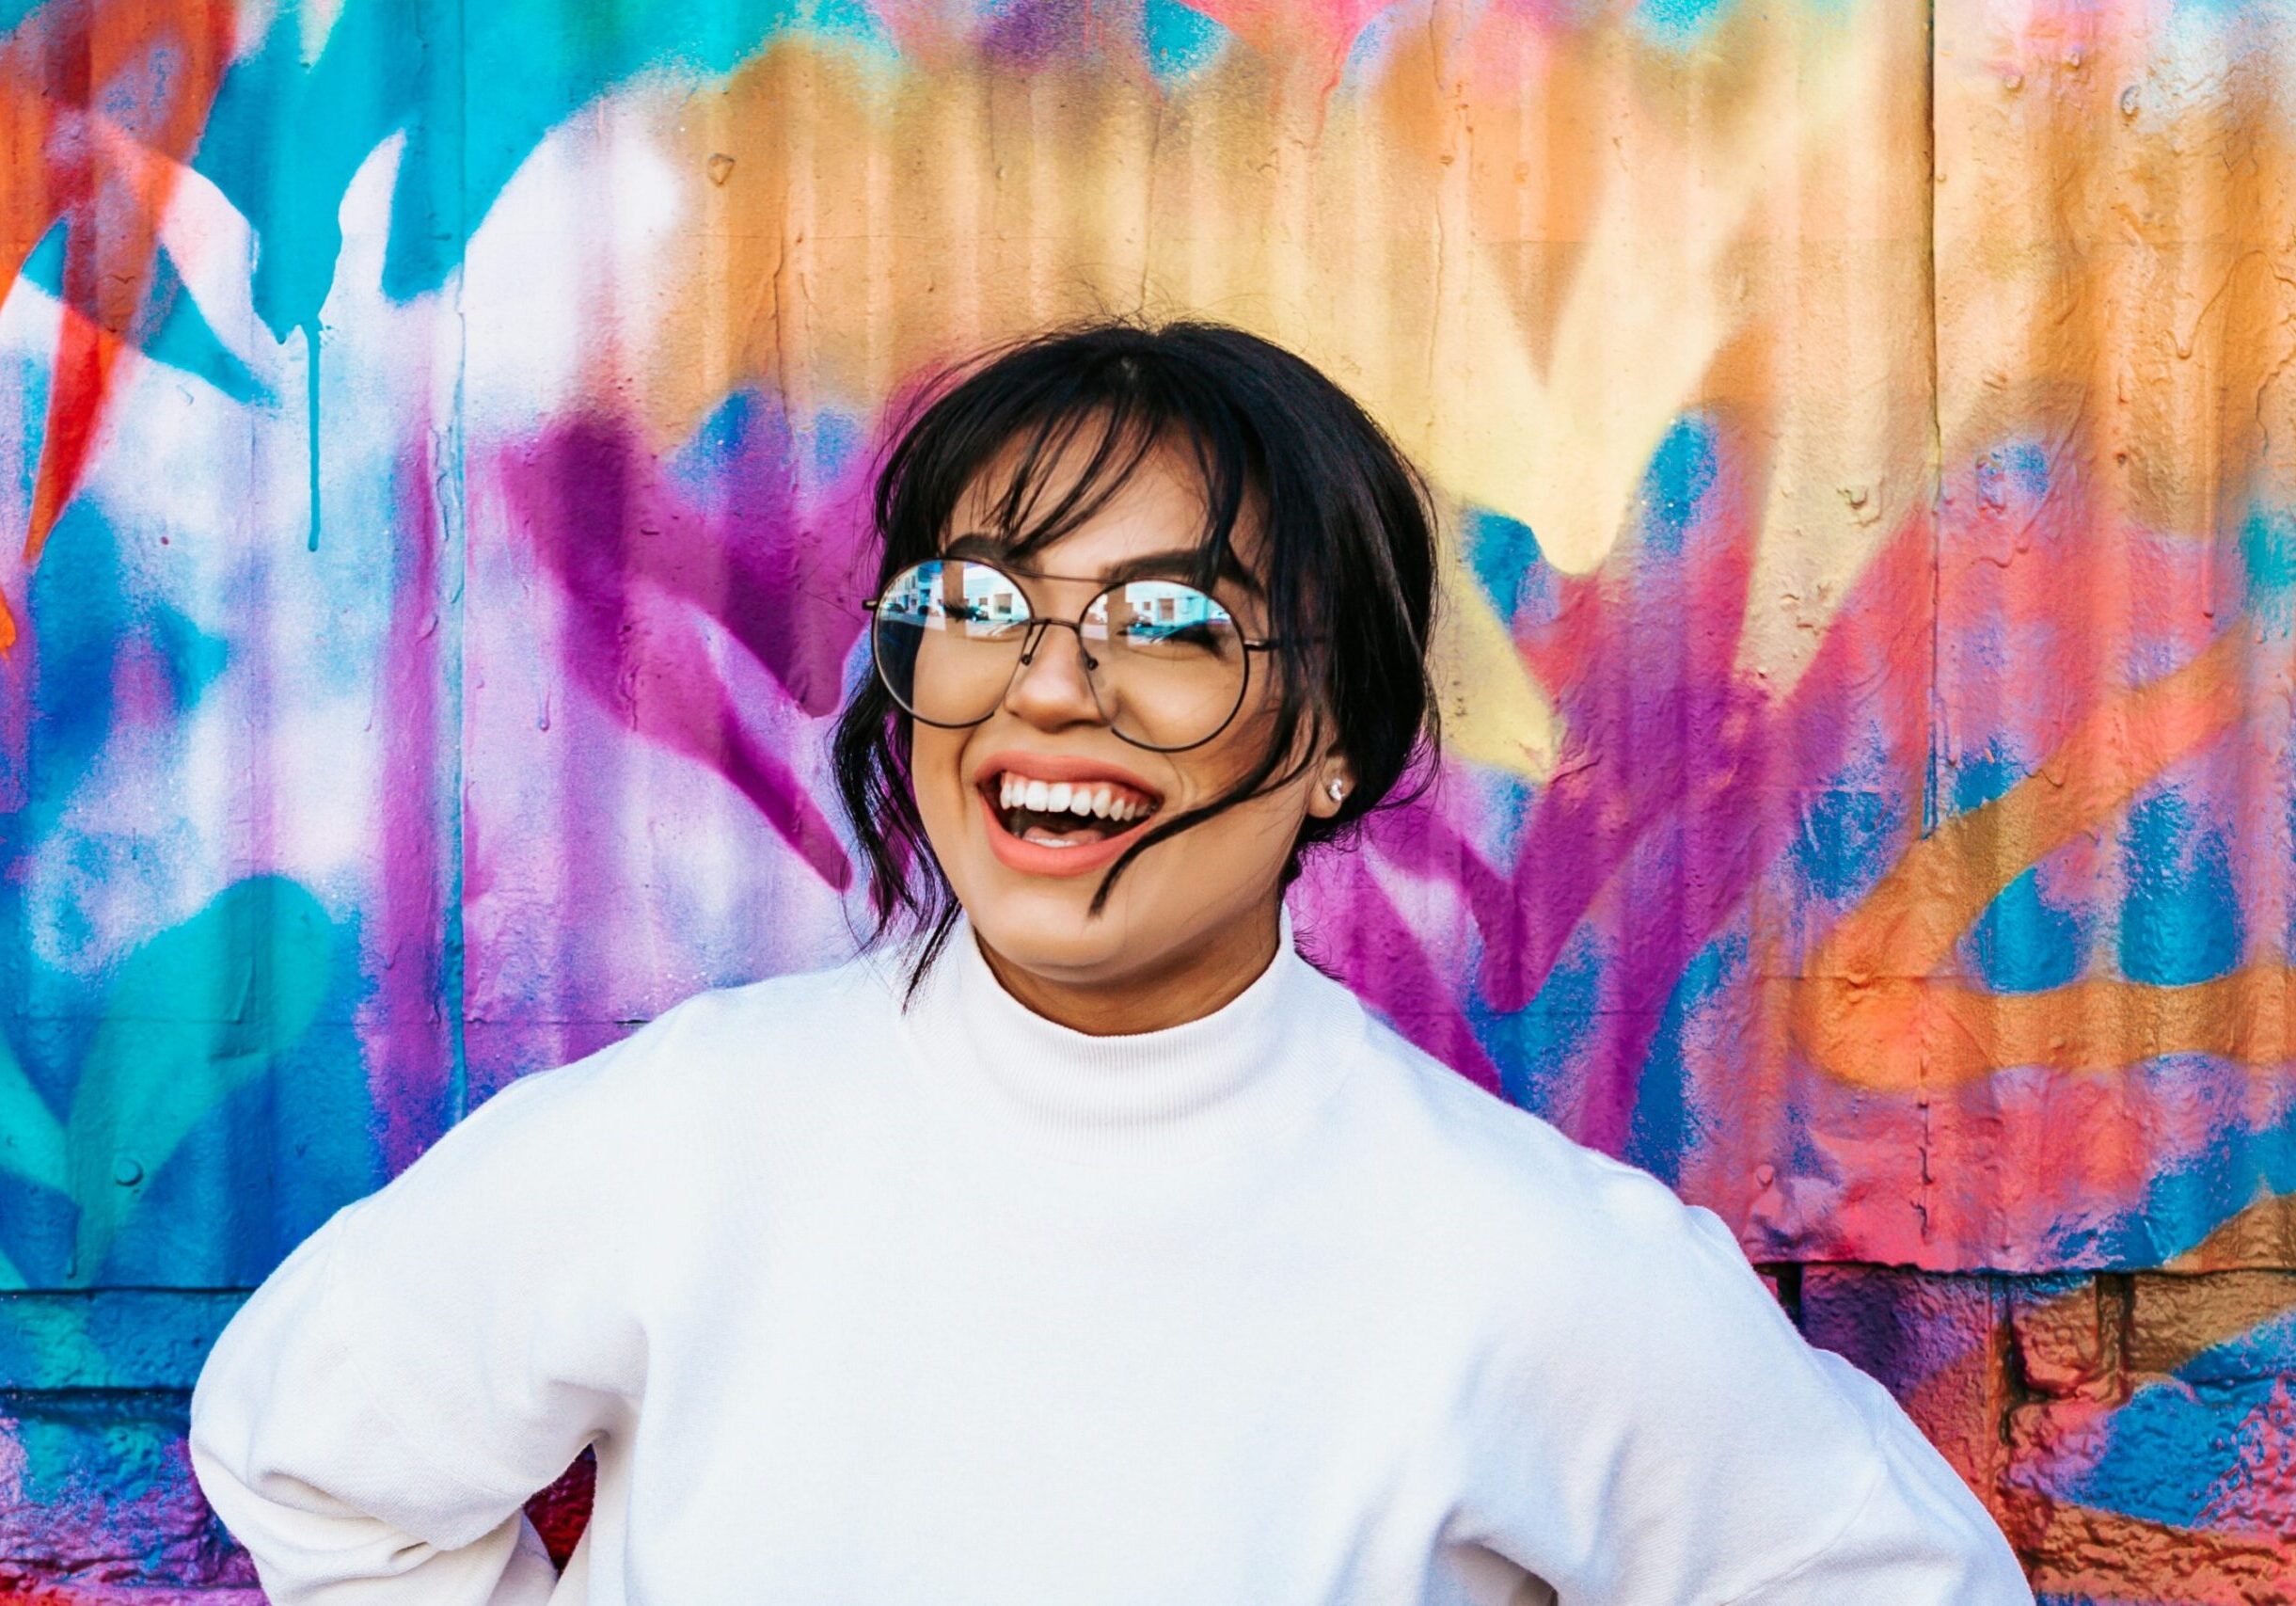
982,771,1164,850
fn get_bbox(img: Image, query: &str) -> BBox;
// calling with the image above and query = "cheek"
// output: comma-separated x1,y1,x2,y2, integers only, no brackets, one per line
908,728,972,822
1172,705,1301,816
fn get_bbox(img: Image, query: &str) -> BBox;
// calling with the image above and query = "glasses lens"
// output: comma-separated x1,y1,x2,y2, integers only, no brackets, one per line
871,559,1033,725
1085,580,1249,750
872,564,1254,748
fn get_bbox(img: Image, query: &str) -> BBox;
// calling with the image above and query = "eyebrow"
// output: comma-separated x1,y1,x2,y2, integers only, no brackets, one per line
942,532,1266,597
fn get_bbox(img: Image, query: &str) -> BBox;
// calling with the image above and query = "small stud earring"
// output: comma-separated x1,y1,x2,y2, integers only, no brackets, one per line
1326,777,1346,803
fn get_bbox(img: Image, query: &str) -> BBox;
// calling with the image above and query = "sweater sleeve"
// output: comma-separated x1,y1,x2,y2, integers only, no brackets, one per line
1456,1156,2034,1606
188,1017,674,1603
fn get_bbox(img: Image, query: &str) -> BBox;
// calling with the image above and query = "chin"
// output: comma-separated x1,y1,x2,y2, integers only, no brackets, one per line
958,873,1148,980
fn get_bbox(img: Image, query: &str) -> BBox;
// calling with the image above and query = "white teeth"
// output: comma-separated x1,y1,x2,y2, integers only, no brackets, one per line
991,771,1157,825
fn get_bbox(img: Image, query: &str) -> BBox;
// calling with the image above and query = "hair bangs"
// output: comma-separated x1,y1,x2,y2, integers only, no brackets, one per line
884,348,1267,613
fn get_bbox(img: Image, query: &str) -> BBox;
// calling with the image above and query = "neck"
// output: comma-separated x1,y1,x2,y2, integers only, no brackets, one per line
892,895,1359,1159
973,897,1283,1036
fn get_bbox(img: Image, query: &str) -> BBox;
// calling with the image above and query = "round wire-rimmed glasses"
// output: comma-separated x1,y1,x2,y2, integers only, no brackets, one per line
863,556,1281,752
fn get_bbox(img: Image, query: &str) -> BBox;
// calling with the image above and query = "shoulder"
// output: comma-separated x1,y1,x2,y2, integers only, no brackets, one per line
1339,1002,1728,1270
658,946,906,1062
448,947,909,1160
1326,1001,1807,1392
1341,1018,1867,1442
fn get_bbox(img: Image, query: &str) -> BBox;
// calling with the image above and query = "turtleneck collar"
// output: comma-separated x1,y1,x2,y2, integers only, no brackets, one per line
890,903,1364,1161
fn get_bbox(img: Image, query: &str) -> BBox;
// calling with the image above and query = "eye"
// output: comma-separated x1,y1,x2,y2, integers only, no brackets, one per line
1104,580,1233,643
1134,619,1221,647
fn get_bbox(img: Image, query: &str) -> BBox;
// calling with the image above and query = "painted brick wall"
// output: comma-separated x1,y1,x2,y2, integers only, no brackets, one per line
1799,1267,2296,1602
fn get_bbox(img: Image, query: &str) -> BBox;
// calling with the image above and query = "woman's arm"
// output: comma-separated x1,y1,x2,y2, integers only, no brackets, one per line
1714,1343,2035,1604
189,1018,676,1602
188,1201,570,1603
1455,1159,2035,1605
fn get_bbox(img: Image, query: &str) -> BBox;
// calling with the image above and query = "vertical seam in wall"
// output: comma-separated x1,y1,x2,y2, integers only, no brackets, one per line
1918,0,1943,1246
444,0,472,1125
1922,0,1943,844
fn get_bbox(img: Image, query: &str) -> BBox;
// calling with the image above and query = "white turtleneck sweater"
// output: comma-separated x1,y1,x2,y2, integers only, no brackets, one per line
188,910,2033,1605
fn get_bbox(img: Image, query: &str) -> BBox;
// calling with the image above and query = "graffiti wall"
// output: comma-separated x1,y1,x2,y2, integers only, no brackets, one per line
1,0,2292,1598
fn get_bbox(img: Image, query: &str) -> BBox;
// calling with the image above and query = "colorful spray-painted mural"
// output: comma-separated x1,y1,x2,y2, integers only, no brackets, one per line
2,0,2293,1597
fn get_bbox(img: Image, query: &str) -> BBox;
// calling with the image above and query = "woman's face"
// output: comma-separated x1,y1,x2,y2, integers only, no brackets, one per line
904,433,1350,995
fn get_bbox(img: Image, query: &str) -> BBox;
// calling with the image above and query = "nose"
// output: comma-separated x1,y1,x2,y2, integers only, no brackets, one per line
1001,620,1106,730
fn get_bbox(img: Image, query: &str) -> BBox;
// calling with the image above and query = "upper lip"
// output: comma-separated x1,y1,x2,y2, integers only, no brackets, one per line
972,749,1164,805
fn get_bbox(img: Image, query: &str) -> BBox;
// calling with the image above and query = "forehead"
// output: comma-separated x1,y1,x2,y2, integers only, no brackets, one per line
947,421,1268,576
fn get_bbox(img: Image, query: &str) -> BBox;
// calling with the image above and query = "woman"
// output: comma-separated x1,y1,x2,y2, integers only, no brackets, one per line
189,319,2034,1603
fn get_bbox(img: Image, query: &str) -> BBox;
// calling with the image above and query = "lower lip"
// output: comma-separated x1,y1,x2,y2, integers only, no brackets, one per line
977,788,1159,878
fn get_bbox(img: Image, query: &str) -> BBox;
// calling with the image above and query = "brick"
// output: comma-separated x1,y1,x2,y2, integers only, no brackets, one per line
2126,1271,2296,1380
2003,1271,2296,1595
2003,1393,2116,1499
2008,1273,2122,1401
2009,1497,2296,1603
525,1448,597,1568
0,1395,246,1590
0,1296,243,1393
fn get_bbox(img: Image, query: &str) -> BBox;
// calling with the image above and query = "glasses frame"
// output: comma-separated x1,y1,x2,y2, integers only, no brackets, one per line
862,554,1289,753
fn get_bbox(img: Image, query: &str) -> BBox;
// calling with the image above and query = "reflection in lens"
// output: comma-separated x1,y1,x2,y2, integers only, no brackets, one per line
872,560,1032,727
869,562,1252,748
1089,581,1247,749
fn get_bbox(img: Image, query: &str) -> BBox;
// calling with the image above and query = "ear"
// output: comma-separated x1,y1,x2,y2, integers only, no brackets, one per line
1306,755,1356,820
